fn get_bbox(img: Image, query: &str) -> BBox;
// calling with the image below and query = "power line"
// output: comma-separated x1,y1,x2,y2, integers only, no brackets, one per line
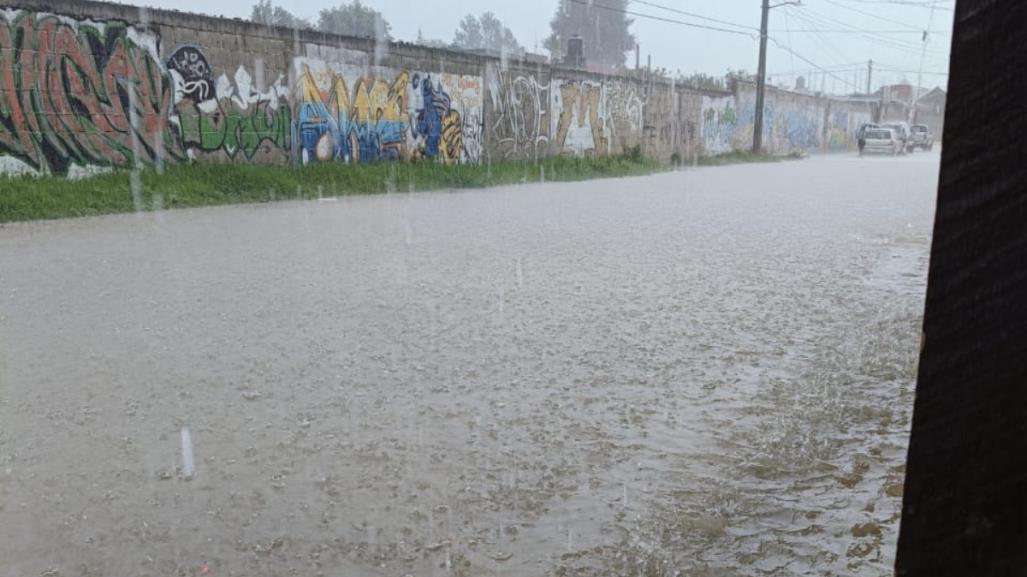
777,6,946,93
912,0,939,120
782,6,796,73
791,6,933,49
566,0,756,37
821,0,930,29
832,0,953,9
785,8,860,66
777,7,882,93
771,68,866,77
876,67,949,75
629,0,758,31
789,5,949,56
768,28,950,34
772,64,873,74
561,0,945,94
768,37,861,90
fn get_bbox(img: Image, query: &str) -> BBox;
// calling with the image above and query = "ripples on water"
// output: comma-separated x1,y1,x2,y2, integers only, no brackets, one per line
0,154,938,576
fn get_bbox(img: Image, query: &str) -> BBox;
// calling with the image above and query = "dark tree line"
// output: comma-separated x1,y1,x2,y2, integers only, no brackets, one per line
250,0,645,72
250,0,391,39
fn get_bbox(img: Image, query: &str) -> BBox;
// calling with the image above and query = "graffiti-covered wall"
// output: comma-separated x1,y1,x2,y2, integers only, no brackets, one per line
701,93,737,156
169,45,292,164
0,9,176,176
0,0,489,176
293,46,483,165
484,64,688,162
0,0,869,177
701,82,872,156
485,63,552,162
825,100,873,152
730,83,825,154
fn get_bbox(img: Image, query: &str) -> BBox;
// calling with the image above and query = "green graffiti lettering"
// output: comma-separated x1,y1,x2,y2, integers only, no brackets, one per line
177,100,291,159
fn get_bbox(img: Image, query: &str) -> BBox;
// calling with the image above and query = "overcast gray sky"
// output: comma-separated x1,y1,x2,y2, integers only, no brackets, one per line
117,0,953,93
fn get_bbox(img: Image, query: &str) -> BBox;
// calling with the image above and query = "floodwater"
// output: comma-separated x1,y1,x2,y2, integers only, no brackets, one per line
0,151,939,577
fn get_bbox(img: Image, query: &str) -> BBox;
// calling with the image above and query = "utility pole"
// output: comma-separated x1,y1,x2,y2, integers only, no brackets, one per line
752,0,770,154
913,4,938,124
867,59,873,95
753,0,801,154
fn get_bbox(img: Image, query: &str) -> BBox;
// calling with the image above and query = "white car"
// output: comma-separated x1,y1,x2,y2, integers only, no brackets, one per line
880,122,911,153
861,128,902,156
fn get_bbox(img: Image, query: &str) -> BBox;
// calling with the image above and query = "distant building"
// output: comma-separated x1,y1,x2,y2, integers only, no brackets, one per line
873,83,945,131
915,87,947,138
881,82,915,103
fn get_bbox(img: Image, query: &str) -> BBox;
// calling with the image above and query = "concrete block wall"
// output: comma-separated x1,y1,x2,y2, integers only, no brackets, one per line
825,99,874,152
484,59,553,162
701,82,870,156
0,0,865,177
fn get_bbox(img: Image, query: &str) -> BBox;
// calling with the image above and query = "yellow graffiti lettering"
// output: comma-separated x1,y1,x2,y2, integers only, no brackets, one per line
440,110,463,165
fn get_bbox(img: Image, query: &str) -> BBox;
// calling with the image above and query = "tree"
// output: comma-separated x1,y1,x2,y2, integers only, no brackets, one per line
726,69,758,85
544,0,635,70
250,0,310,29
317,1,391,39
679,73,728,92
453,12,523,56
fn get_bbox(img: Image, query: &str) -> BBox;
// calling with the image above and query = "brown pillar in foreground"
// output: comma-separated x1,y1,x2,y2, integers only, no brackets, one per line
895,1,1027,575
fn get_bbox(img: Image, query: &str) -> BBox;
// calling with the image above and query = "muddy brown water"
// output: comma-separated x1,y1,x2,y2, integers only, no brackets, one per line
0,152,939,577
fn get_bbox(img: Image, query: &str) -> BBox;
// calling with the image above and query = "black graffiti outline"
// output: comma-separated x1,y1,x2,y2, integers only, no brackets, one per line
166,45,215,102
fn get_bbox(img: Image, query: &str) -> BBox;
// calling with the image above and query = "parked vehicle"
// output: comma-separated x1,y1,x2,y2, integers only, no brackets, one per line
880,122,911,153
861,128,903,156
908,124,935,151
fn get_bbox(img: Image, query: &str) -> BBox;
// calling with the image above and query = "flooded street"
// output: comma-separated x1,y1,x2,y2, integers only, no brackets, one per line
1,152,938,577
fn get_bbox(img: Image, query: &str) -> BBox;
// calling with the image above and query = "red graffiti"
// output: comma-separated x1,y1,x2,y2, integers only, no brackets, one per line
0,12,179,174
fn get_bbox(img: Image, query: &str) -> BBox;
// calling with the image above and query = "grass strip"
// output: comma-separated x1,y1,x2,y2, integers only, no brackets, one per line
0,154,664,223
694,150,804,166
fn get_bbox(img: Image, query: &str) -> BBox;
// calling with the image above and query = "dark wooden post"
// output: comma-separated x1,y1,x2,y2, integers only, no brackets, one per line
895,1,1027,575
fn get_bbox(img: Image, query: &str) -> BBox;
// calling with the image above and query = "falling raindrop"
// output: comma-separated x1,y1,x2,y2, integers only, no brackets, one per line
130,171,143,213
126,75,145,212
137,6,150,29
180,427,195,479
254,56,266,93
374,14,387,66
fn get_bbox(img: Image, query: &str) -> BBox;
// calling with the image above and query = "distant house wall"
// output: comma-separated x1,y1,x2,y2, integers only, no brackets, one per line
915,91,947,138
